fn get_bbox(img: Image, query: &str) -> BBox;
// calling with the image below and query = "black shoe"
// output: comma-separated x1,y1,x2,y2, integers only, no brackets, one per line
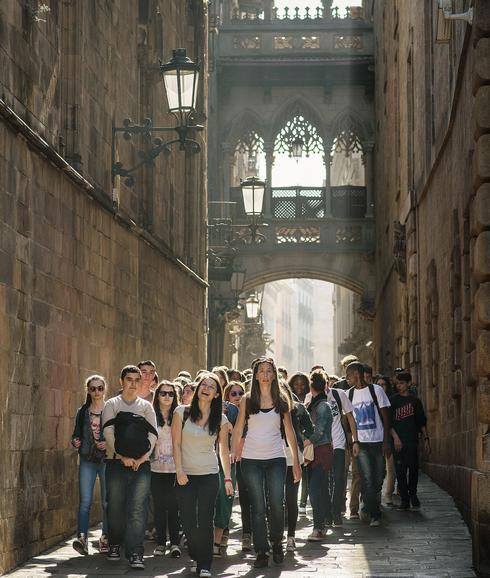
325,517,333,527
107,545,121,561
272,543,284,565
410,495,421,509
397,501,410,511
129,553,145,569
333,513,343,526
253,553,269,568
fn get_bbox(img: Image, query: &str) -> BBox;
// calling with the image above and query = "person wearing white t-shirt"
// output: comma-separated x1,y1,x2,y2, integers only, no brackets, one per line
325,384,359,526
345,362,391,527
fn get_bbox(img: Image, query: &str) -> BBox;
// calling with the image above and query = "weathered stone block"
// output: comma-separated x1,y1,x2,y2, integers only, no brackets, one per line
475,283,490,328
472,184,490,235
474,231,490,282
479,381,490,424
475,135,490,188
475,86,490,137
475,39,490,90
475,1,490,40
476,331,490,376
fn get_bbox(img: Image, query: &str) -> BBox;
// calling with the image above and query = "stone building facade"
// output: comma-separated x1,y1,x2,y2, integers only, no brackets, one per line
0,1,208,572
373,1,490,573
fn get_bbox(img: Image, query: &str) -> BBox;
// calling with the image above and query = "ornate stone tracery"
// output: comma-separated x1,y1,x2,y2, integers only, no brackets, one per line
274,115,323,157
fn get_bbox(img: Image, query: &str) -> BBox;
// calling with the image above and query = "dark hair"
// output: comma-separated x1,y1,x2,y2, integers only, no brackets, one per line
224,381,245,401
310,369,327,393
178,370,192,379
227,368,243,382
345,362,365,376
375,374,393,396
189,372,223,436
288,372,310,400
363,364,373,375
85,375,106,405
120,365,141,380
153,380,180,426
153,372,159,384
396,371,412,383
310,364,325,372
247,357,290,415
278,366,288,376
137,360,156,369
212,366,229,388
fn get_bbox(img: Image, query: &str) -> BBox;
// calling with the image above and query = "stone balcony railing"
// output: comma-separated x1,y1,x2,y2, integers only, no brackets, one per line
231,5,366,22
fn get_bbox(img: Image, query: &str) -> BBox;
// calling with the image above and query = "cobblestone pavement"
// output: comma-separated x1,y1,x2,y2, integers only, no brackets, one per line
7,473,476,578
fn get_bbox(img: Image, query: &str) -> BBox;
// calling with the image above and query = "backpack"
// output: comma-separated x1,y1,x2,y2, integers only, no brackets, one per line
331,388,348,444
103,411,158,459
348,383,383,421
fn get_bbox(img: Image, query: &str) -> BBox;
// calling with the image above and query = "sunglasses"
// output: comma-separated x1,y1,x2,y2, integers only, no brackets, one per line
230,390,244,397
89,385,105,393
159,390,175,397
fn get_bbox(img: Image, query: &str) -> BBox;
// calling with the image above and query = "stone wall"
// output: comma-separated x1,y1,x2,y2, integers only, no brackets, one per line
373,1,490,573
0,0,208,572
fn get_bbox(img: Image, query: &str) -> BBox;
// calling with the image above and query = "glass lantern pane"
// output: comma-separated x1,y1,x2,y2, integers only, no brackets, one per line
163,72,180,111
242,186,265,215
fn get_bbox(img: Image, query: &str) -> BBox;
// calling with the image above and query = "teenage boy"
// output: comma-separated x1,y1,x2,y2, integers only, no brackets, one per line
102,365,158,569
346,362,391,526
325,378,360,525
390,371,430,510
137,360,157,402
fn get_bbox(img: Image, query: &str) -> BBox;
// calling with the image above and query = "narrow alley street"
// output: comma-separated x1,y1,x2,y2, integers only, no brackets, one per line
8,474,475,578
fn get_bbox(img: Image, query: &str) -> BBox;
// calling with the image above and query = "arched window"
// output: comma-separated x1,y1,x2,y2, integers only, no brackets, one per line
330,127,365,186
274,115,323,157
231,131,266,186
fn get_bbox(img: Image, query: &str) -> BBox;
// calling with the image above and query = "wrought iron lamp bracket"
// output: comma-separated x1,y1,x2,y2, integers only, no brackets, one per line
112,118,203,187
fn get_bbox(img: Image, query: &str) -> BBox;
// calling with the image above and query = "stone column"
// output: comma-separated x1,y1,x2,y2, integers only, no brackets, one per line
221,142,232,218
363,140,375,217
264,141,274,218
264,0,274,20
324,149,332,217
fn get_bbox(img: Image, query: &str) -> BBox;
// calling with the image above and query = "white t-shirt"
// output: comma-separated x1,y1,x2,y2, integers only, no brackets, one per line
327,388,354,450
242,408,286,460
349,384,390,443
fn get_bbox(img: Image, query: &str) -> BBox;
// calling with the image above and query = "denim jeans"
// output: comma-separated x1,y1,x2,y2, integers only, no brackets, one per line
394,443,419,502
241,457,286,554
151,472,180,546
356,442,385,518
78,458,108,536
307,444,332,530
327,448,345,518
178,474,219,573
236,461,252,535
285,466,300,537
106,459,151,558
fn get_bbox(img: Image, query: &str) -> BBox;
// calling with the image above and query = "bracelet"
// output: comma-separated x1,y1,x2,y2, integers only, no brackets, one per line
224,478,232,483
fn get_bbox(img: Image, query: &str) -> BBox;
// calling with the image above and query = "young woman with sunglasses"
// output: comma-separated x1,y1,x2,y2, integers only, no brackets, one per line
172,372,233,578
151,380,182,558
71,375,108,556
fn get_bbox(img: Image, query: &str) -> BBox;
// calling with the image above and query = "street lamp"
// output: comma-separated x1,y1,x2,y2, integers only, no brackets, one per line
241,176,266,243
112,48,203,187
230,269,246,296
245,293,260,320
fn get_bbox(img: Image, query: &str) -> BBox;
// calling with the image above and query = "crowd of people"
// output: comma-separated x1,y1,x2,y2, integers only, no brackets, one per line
70,354,430,576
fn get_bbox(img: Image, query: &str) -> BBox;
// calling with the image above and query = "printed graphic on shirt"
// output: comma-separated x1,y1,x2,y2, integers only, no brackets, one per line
328,400,340,419
394,401,415,421
353,401,377,431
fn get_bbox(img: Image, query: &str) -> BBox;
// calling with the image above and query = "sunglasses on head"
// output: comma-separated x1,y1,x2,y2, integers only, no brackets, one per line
89,385,104,393
230,390,244,397
159,390,175,397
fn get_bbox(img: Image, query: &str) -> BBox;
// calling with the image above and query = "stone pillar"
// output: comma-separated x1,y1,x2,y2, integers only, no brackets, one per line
221,142,232,218
363,140,375,217
264,141,274,218
324,149,332,217
264,0,274,20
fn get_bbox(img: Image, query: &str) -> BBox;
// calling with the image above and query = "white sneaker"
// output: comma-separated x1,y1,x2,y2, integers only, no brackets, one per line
298,506,307,515
286,537,296,552
169,544,181,558
153,544,165,556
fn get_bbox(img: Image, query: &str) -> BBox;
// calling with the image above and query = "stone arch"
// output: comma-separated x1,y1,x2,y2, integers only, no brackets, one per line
226,109,266,151
271,96,327,148
329,108,372,149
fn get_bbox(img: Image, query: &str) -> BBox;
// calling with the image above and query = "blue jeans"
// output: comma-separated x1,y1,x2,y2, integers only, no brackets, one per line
106,459,151,558
241,457,286,554
78,458,108,536
357,442,385,518
178,474,219,573
327,448,346,517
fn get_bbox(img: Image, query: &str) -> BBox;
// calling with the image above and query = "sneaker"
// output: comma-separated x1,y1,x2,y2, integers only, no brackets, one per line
253,553,269,568
325,517,333,527
298,506,307,515
241,533,252,552
370,516,381,527
272,543,284,564
200,571,212,578
72,534,88,556
169,544,181,558
107,545,120,561
99,533,109,553
333,514,343,527
349,511,359,519
286,537,296,552
397,501,410,511
129,553,145,569
153,544,166,556
213,543,221,558
307,529,324,542
410,495,421,509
